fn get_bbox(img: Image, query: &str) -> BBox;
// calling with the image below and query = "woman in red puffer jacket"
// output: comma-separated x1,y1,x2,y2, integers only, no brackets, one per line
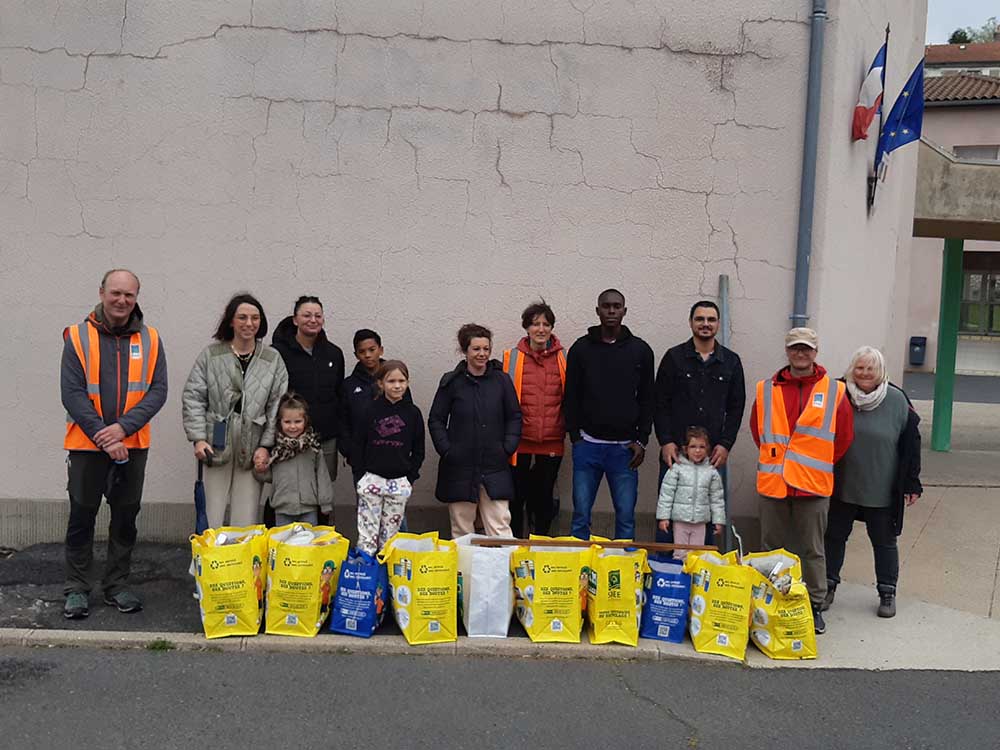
502,301,567,537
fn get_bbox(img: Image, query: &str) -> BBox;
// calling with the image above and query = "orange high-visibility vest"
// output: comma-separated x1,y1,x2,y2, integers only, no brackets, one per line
502,346,567,465
756,374,846,498
64,321,160,451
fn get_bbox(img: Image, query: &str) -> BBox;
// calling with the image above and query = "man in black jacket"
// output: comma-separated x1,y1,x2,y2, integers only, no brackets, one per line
654,300,746,542
565,289,655,540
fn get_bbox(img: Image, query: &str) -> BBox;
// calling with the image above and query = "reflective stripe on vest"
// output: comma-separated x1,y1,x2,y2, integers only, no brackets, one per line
756,375,844,498
502,345,566,465
64,322,159,451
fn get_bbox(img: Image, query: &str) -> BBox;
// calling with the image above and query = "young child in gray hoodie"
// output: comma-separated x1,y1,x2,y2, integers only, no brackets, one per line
656,426,725,558
255,392,333,526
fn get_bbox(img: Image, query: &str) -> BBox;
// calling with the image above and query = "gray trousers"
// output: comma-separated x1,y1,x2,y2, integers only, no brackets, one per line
759,495,829,606
65,450,148,596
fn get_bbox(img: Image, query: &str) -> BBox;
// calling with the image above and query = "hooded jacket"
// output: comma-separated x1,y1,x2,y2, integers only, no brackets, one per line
563,325,655,444
351,394,425,483
428,360,522,503
61,304,168,446
340,360,413,468
750,364,855,498
270,316,345,442
655,455,726,525
504,335,566,455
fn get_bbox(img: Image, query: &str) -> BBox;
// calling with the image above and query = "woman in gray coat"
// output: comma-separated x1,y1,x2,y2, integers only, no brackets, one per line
182,293,288,528
824,346,922,619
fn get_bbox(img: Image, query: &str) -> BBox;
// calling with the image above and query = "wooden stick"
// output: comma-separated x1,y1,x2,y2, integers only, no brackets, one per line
470,538,718,553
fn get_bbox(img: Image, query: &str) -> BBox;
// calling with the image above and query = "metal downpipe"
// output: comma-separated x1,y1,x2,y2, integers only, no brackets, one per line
791,0,828,327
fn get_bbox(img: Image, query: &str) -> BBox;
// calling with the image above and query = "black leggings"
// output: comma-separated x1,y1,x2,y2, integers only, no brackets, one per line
511,454,563,538
824,498,899,591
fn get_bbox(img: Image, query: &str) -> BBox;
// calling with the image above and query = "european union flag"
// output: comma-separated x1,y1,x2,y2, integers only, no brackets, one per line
875,59,924,178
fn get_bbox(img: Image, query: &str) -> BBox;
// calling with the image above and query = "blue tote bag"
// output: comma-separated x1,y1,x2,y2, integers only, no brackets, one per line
639,556,691,644
329,549,389,638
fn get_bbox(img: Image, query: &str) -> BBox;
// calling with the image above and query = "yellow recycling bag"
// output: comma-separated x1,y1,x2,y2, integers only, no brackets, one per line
587,546,648,646
265,524,349,637
191,525,268,639
379,532,458,645
682,551,754,661
743,549,817,660
511,536,592,643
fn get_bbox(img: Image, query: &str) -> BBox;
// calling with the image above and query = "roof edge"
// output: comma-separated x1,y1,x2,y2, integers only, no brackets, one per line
926,98,1000,108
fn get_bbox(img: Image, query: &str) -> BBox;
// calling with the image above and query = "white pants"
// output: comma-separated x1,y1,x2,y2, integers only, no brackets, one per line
356,472,411,555
203,425,262,530
448,485,512,539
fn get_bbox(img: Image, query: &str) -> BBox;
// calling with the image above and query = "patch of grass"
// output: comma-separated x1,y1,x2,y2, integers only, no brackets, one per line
145,638,176,652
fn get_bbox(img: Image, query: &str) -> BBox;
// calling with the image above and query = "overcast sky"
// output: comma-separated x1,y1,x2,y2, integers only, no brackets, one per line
926,0,997,44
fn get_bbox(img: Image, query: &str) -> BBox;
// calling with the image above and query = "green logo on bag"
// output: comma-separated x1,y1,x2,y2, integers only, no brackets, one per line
608,570,621,590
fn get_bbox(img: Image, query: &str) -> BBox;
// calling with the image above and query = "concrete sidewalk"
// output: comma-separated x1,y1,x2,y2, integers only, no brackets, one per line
2,541,999,671
1,581,997,671
838,485,1000,620
835,400,1000,621
5,399,1000,672
912,400,1000,487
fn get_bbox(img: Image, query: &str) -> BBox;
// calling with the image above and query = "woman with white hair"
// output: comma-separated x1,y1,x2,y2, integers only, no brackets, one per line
823,346,922,619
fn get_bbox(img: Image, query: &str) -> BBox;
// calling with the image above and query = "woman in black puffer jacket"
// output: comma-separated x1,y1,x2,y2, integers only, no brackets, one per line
429,323,522,538
270,296,346,485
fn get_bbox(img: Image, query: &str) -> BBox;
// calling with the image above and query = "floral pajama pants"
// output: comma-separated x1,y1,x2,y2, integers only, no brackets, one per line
356,472,412,555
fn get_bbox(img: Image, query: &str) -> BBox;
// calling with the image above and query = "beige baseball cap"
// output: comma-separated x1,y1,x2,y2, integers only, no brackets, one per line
785,327,818,349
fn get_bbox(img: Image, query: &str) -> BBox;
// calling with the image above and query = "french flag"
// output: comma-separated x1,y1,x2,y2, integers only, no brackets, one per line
852,44,886,141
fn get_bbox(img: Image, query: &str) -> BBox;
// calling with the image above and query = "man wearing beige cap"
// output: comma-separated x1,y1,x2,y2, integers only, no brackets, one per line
749,328,854,634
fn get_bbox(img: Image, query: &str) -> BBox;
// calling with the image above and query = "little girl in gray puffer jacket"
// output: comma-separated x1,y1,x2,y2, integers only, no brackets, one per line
656,428,725,554
255,393,333,526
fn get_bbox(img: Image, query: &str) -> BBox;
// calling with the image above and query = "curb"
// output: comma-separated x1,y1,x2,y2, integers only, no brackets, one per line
0,626,739,666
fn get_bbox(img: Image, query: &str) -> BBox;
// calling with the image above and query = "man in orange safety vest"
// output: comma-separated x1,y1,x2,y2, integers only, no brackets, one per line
750,327,853,636
60,269,168,619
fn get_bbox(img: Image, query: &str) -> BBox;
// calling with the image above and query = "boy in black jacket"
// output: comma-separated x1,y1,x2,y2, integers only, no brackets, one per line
340,329,413,481
564,289,654,540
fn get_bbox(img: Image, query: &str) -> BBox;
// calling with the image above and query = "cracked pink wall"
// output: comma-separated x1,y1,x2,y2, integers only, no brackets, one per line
0,0,924,524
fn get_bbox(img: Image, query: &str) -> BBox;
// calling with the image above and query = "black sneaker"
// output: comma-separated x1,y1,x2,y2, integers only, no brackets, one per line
812,604,826,635
63,592,89,619
877,588,896,618
103,590,143,613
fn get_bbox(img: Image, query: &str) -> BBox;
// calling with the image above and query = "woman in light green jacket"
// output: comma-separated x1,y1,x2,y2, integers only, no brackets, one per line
182,293,288,528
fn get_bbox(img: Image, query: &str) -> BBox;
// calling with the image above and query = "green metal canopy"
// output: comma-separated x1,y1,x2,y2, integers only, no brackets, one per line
912,139,1000,450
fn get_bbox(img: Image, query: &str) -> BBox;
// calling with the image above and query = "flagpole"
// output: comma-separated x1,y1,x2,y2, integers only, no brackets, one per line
867,22,890,213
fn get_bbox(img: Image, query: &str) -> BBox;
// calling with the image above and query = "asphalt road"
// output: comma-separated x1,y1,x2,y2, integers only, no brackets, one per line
903,372,1000,403
0,647,994,749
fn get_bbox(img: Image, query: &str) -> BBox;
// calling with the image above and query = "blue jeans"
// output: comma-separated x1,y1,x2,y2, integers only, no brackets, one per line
571,441,639,540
